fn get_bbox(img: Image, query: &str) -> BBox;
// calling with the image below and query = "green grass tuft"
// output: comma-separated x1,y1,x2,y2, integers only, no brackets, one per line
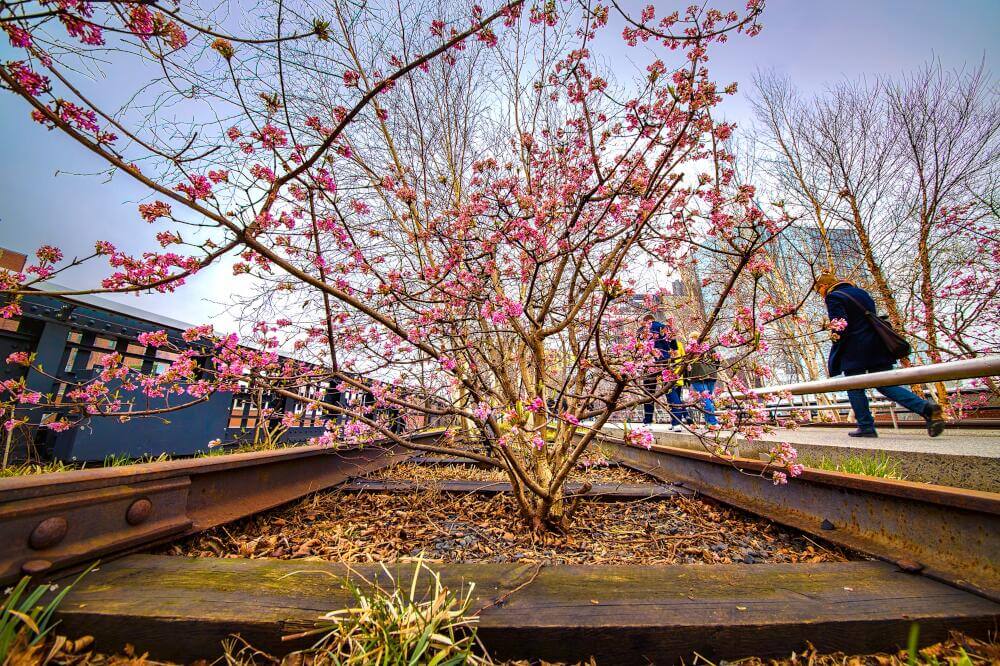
807,451,905,479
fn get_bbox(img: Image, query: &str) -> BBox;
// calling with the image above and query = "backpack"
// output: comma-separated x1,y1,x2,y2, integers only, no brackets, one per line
840,292,912,360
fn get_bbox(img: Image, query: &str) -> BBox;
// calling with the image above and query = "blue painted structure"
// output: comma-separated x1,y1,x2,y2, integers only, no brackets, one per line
1,286,347,462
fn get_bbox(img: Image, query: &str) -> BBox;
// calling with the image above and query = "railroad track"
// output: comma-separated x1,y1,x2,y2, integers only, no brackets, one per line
0,431,443,583
1,429,998,663
599,435,1000,602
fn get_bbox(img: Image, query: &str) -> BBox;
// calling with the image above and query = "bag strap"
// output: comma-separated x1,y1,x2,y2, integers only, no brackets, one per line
836,290,876,318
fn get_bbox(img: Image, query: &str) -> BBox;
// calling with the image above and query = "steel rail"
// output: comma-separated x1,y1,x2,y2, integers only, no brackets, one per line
747,355,1000,396
601,435,1000,602
0,431,440,585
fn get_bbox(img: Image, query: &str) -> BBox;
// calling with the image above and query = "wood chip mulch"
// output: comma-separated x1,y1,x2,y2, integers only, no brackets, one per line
367,460,657,485
165,461,856,565
13,631,1000,666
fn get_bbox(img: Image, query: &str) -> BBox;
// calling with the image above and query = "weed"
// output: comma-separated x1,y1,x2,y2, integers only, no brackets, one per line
102,452,170,467
807,451,905,479
223,558,491,665
0,565,92,662
0,460,75,478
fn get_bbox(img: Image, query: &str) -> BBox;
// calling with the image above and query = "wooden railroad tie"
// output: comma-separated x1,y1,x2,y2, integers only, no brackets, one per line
341,477,690,500
51,555,1000,665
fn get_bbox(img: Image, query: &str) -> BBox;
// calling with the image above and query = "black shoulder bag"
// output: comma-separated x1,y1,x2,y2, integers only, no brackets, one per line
840,292,912,360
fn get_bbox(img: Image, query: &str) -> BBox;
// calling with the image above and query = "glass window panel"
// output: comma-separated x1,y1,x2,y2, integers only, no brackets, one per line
86,351,109,370
63,347,79,372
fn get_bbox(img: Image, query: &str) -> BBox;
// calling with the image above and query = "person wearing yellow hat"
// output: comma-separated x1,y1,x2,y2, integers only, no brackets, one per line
641,314,689,430
814,271,943,438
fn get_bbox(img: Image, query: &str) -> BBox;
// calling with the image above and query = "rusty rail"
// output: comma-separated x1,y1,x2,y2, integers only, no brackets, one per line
602,436,1000,602
0,432,439,584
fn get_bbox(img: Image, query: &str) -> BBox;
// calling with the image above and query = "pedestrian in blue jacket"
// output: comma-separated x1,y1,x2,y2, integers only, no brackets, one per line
814,272,944,438
641,315,689,429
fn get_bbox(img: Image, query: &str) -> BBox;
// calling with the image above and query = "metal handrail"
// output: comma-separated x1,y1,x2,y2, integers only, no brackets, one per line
748,356,1000,396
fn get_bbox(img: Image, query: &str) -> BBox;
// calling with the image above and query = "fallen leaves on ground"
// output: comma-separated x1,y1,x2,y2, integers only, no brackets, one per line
728,631,1000,665
10,631,998,665
166,462,854,565
369,461,653,486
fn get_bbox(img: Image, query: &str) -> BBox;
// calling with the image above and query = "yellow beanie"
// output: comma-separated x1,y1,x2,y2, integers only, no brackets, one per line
814,271,839,292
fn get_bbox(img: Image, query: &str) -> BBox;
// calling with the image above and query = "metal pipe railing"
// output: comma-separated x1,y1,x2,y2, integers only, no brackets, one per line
747,356,1000,396
623,357,998,426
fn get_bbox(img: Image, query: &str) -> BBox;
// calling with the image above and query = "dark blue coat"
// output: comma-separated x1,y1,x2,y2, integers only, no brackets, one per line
650,321,678,363
825,283,896,376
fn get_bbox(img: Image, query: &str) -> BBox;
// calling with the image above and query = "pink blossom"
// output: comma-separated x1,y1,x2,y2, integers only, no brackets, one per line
250,163,275,182
60,14,104,45
525,396,545,413
19,390,41,404
6,351,31,366
4,25,33,48
139,201,172,223
395,185,417,203
0,303,23,319
561,411,580,425
137,330,170,348
174,175,212,201
251,124,288,150
6,61,49,95
127,5,155,38
35,245,62,263
626,427,654,450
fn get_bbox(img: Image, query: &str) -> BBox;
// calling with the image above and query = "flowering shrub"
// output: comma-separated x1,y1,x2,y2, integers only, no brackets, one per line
0,0,813,527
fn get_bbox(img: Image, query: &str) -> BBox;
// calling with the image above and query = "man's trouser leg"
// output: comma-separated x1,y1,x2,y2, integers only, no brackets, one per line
844,369,876,431
876,384,929,417
643,373,657,424
692,380,719,425
667,385,687,426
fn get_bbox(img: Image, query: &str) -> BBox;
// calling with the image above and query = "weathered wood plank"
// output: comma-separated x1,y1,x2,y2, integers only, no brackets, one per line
340,478,686,499
53,555,1000,665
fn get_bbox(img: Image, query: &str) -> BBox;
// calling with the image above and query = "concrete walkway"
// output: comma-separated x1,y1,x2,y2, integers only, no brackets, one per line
602,423,1000,493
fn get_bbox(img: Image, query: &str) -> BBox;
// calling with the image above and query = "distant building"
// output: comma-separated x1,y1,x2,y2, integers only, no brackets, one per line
795,225,868,278
628,266,707,337
0,249,26,272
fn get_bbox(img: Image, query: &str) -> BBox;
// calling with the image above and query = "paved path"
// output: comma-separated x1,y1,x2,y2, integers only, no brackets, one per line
602,423,1000,492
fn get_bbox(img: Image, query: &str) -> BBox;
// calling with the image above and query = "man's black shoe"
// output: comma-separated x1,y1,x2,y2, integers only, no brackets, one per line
923,402,945,438
848,429,878,438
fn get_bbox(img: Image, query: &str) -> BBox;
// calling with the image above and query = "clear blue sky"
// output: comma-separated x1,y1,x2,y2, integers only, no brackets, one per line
1,0,997,328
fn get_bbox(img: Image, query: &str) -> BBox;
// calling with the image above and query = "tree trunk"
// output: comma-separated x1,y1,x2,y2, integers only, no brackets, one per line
918,220,951,411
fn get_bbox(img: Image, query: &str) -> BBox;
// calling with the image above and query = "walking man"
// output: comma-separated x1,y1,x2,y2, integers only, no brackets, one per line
814,272,944,438
641,315,689,430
